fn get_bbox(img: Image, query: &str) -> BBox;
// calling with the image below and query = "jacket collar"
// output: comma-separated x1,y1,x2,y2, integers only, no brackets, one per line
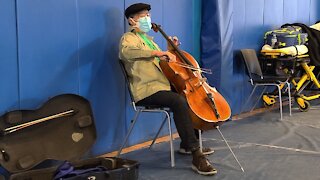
129,27,154,40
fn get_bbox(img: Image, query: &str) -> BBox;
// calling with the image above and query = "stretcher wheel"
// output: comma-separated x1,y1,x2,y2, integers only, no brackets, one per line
263,95,276,108
296,98,310,112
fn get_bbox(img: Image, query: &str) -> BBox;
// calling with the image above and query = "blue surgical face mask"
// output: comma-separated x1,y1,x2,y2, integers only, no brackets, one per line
138,16,152,33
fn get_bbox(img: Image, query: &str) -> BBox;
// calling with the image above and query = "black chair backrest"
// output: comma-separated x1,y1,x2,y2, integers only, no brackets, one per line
240,49,263,79
119,60,136,105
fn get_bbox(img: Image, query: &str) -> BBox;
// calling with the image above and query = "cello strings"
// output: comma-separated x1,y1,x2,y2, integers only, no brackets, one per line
165,60,213,74
174,62,212,74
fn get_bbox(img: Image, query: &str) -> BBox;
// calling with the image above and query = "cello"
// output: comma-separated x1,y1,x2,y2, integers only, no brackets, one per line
151,23,231,130
152,23,244,172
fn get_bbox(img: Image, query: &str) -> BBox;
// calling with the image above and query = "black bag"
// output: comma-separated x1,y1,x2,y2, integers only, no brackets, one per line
264,25,308,48
0,94,139,180
259,55,297,76
10,158,138,180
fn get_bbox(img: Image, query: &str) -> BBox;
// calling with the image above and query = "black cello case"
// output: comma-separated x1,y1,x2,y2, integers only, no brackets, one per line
0,94,139,180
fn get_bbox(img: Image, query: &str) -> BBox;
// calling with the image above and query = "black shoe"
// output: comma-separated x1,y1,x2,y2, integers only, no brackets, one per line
178,147,214,155
192,155,217,176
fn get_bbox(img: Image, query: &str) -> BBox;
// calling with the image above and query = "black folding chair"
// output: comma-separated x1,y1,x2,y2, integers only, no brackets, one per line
240,49,292,120
117,60,175,167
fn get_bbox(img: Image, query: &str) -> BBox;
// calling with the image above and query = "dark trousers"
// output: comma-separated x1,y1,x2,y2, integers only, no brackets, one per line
136,90,199,151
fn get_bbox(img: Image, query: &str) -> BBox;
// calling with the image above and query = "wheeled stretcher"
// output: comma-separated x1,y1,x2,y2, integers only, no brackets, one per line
260,44,320,111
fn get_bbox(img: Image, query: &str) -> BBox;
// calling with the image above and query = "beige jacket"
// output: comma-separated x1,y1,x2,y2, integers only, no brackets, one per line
119,29,171,102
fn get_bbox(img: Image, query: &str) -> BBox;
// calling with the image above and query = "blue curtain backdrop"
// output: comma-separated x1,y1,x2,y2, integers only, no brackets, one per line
201,0,320,115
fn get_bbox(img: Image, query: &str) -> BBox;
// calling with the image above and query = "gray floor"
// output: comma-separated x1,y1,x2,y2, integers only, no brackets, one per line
121,103,320,180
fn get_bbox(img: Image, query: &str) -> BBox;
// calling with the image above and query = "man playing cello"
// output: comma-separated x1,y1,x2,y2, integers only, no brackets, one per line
119,2,216,175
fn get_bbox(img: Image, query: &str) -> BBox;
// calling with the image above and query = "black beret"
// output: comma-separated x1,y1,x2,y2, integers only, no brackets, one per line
125,3,151,19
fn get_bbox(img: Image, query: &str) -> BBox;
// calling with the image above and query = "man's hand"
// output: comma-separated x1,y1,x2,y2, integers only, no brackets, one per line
152,50,176,62
167,36,180,51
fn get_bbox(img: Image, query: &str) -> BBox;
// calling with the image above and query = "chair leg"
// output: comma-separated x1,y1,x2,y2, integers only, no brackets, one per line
277,85,283,120
117,110,141,157
240,85,259,115
159,111,175,167
167,113,175,167
250,86,267,112
216,126,245,172
149,111,175,167
287,82,292,116
150,115,167,148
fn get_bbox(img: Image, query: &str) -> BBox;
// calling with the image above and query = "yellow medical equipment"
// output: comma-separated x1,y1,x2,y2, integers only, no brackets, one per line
260,47,320,112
